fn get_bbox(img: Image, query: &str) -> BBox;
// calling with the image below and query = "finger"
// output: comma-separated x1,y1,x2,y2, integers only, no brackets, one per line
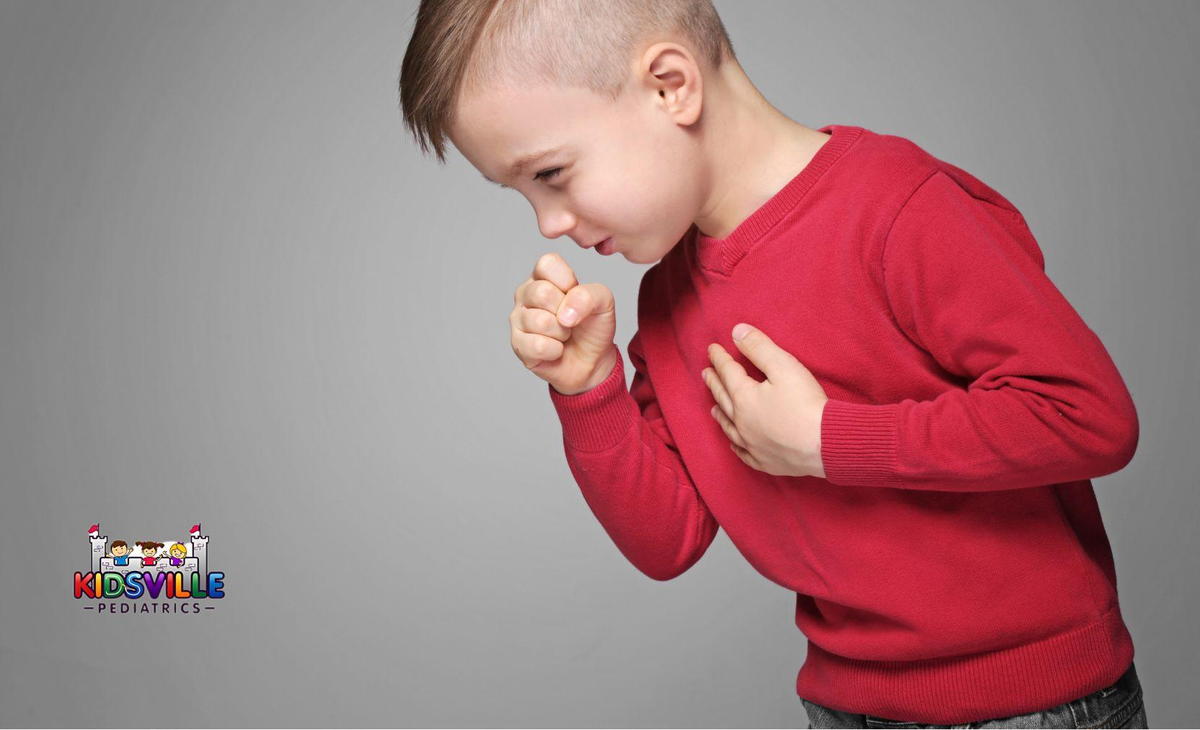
514,330,564,369
557,281,614,327
518,278,567,316
730,323,796,384
707,342,755,399
531,252,579,294
515,305,571,342
514,276,533,305
729,440,763,471
709,404,748,449
701,366,735,421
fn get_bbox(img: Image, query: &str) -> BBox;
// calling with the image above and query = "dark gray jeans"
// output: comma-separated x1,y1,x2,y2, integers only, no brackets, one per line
801,661,1148,729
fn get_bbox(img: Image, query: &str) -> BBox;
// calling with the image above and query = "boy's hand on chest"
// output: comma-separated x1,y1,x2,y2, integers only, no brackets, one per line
701,323,828,479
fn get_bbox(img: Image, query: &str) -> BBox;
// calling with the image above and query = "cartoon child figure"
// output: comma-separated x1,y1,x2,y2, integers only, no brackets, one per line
136,541,165,566
167,542,187,567
107,540,132,566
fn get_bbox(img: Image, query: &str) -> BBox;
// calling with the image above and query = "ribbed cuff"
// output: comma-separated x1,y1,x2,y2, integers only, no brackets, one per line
820,398,904,487
547,346,639,453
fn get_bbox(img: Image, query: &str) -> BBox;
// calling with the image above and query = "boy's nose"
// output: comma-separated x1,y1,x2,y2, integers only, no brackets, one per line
536,209,576,241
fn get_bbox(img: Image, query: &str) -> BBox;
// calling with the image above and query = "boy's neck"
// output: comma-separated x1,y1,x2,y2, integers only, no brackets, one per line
694,59,831,241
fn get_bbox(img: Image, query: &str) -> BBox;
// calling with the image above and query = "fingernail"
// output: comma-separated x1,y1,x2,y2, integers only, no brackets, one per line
732,323,752,341
560,307,578,325
710,405,718,417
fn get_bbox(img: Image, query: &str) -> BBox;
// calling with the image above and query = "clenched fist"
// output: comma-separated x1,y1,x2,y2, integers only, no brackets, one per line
510,252,618,395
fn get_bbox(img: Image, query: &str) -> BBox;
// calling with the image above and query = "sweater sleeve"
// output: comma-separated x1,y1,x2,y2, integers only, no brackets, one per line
547,331,720,579
820,170,1139,491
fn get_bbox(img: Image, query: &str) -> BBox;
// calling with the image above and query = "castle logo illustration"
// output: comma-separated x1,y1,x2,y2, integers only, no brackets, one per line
74,522,225,614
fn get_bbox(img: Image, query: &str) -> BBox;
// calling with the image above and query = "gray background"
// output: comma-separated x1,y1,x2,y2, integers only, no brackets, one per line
0,1,1195,727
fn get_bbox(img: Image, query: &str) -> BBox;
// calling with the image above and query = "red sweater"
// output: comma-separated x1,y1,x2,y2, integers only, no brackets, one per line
546,124,1140,724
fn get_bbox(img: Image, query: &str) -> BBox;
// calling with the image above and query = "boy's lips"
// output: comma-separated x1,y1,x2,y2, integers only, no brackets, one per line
594,236,615,255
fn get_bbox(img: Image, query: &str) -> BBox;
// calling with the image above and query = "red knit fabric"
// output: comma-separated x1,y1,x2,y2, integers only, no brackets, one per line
546,124,1139,725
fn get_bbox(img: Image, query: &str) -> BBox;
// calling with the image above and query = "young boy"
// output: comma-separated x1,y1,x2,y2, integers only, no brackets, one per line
398,1,1147,727
106,540,132,566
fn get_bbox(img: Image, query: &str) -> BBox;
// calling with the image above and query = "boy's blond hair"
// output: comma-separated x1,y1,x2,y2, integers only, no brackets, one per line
398,0,738,164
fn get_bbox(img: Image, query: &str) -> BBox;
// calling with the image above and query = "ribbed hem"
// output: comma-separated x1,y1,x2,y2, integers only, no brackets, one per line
820,398,904,487
546,345,639,453
796,602,1136,725
695,124,864,274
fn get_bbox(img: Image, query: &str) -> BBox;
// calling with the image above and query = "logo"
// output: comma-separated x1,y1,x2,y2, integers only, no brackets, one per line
74,522,225,615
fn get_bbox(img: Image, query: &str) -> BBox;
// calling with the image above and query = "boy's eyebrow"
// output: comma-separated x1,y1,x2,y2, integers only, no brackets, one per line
482,146,565,188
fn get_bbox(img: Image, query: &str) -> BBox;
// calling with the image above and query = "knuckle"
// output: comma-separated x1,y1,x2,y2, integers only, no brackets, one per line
528,337,546,359
533,337,559,360
518,276,536,301
530,280,555,308
522,281,541,306
534,308,561,335
536,251,560,270
534,252,566,282
523,307,546,333
515,330,536,355
727,382,744,404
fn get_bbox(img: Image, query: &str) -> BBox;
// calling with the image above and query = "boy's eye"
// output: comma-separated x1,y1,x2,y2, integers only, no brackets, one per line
533,167,562,183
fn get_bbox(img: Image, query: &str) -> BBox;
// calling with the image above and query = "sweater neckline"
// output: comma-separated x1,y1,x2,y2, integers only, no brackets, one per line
692,124,863,274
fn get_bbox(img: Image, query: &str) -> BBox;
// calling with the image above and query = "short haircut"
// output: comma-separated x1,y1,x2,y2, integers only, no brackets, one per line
399,0,737,164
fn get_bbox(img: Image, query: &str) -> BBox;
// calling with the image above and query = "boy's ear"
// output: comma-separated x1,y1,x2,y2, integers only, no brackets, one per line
640,42,702,127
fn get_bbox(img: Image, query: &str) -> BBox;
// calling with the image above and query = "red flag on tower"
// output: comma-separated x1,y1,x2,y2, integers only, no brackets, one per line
88,523,99,534
190,524,200,534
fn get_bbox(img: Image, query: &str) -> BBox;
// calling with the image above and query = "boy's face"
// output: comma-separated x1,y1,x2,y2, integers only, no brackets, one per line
448,79,706,265
112,544,129,556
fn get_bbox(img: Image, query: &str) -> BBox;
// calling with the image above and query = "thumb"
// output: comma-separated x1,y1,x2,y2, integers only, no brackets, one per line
556,282,616,358
730,323,798,383
557,282,614,327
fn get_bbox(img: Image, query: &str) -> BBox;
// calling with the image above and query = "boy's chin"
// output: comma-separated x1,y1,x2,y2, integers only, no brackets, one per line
622,250,662,265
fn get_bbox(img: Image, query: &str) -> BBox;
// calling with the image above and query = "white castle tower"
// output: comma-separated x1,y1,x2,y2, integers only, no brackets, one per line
88,524,107,573
189,524,209,582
